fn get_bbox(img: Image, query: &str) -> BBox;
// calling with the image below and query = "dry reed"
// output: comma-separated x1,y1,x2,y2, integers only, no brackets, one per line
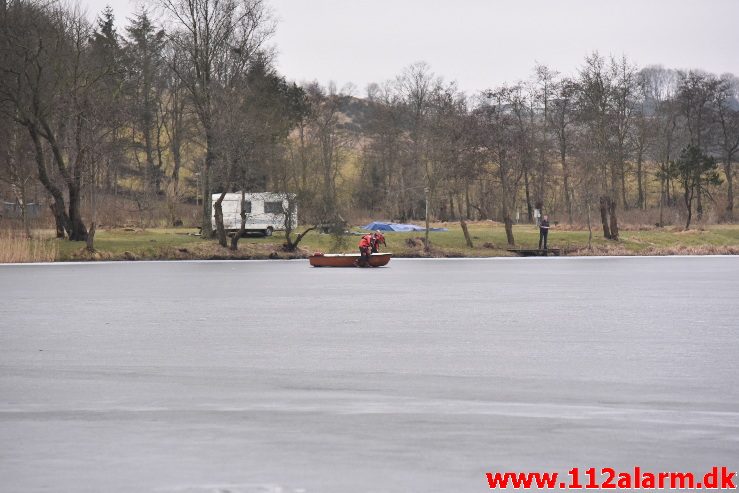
0,232,58,263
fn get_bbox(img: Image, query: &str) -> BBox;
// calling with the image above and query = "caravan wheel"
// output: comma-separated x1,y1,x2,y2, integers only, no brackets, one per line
264,227,273,237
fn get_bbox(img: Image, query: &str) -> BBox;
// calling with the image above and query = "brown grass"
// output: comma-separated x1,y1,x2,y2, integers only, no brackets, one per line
642,245,739,256
140,241,312,261
569,244,633,256
0,232,58,263
569,243,739,257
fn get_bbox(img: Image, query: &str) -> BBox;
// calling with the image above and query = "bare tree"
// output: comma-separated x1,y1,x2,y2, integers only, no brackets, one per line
531,64,557,220
0,119,35,237
358,82,405,217
627,70,658,211
0,1,113,241
714,75,739,220
125,9,167,204
676,71,721,221
475,86,526,246
157,0,274,237
396,62,438,224
676,145,721,229
163,43,189,224
547,76,577,223
425,82,471,246
641,66,681,225
577,53,619,240
223,59,303,250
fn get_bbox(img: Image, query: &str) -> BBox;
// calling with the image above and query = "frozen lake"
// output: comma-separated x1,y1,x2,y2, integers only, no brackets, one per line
1,257,738,492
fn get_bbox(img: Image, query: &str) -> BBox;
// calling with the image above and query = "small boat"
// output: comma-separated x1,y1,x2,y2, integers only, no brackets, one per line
309,252,392,267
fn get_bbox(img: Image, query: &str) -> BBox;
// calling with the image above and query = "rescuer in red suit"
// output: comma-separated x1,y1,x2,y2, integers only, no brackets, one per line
358,234,372,266
370,231,386,253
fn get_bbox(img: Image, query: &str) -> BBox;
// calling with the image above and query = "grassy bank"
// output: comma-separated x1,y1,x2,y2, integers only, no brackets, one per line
5,222,731,263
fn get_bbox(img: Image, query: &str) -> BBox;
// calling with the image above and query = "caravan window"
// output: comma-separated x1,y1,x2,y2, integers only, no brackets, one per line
264,201,283,214
243,201,251,213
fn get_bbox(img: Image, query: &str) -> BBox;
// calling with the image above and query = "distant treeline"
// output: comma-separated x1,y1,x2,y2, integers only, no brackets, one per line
1,0,737,249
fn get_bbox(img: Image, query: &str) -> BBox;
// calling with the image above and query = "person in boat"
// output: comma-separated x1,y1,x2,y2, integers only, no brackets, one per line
370,230,386,253
358,234,372,266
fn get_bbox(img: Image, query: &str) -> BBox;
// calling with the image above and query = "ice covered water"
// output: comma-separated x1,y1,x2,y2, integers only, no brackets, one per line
1,257,738,492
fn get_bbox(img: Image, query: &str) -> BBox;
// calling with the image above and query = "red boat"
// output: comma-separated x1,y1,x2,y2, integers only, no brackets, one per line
309,252,392,267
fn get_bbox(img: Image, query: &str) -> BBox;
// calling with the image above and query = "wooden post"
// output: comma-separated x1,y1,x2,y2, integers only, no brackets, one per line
424,187,430,252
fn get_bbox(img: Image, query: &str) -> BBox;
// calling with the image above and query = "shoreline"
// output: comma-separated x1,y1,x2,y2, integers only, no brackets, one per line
2,250,738,266
3,224,738,263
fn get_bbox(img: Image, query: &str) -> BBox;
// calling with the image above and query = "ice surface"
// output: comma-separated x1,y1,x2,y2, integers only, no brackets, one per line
1,257,738,492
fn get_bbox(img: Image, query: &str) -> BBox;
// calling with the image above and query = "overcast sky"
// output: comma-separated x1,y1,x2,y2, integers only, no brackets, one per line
89,0,739,96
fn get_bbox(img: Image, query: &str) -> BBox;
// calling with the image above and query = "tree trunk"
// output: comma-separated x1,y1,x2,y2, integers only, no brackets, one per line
608,197,619,240
424,188,430,253
50,201,67,238
562,152,572,224
69,110,88,241
230,190,247,251
465,184,471,220
696,185,703,222
460,219,473,248
499,155,515,246
86,222,96,252
398,171,406,222
201,127,215,237
476,180,489,220
620,163,628,210
214,191,227,247
684,184,693,230
636,154,644,210
610,160,619,208
695,163,703,221
523,168,533,223
283,226,316,252
658,178,664,227
503,214,515,246
586,199,593,250
38,119,87,241
665,175,672,205
27,125,71,238
725,158,734,220
500,179,515,246
144,131,155,195
599,196,611,239
170,122,182,197
67,185,88,242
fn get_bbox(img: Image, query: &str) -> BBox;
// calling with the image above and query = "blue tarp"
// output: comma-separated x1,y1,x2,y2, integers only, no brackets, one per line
362,221,448,232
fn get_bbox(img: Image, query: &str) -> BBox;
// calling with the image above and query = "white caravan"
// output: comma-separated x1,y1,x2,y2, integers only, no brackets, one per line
211,192,296,236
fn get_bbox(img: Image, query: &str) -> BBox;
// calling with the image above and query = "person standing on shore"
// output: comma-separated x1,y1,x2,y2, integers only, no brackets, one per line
539,215,550,250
